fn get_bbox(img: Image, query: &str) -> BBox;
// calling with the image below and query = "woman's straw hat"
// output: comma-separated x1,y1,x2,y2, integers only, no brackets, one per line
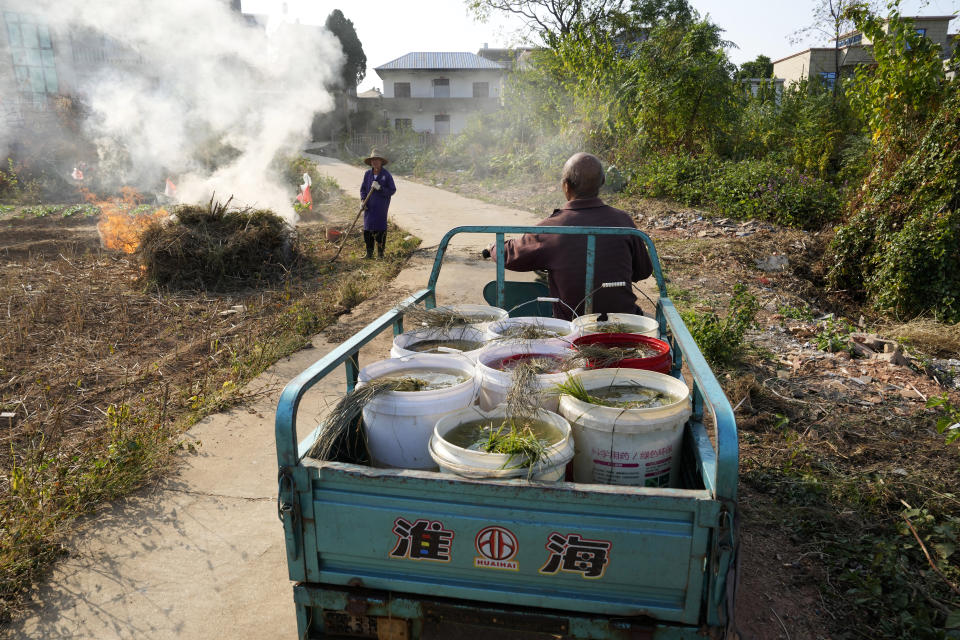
363,149,389,166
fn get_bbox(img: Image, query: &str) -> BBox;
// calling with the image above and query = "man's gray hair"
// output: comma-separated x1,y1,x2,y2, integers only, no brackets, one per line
561,152,605,198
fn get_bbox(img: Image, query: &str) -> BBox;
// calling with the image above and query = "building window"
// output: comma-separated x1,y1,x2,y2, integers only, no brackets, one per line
837,33,862,47
818,71,836,90
432,78,449,98
472,82,489,98
434,114,450,135
906,28,927,51
394,118,412,130
5,11,58,106
394,82,410,98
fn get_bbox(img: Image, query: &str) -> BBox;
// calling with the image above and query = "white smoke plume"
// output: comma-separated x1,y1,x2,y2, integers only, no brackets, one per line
18,0,342,220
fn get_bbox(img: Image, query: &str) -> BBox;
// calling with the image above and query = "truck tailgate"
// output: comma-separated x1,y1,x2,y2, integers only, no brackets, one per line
299,461,715,625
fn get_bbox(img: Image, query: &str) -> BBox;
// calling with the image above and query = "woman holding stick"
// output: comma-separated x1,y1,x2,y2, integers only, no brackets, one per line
359,149,397,259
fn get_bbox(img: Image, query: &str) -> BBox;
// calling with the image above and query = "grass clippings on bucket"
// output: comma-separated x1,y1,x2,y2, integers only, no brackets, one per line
489,359,563,476
568,343,650,369
403,306,476,332
499,324,563,340
309,377,430,463
462,418,550,477
137,197,298,290
556,374,678,409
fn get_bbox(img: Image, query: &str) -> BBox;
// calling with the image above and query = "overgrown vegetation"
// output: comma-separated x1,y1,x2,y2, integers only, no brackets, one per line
0,159,41,204
826,5,960,321
682,284,759,367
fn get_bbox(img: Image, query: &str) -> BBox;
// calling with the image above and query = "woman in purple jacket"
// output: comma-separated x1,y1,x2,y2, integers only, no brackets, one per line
359,149,397,259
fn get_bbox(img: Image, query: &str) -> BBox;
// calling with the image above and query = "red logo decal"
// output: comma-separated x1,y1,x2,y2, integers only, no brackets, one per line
474,526,519,570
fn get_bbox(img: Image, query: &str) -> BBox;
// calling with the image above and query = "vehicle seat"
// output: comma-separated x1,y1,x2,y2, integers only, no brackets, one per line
482,280,553,317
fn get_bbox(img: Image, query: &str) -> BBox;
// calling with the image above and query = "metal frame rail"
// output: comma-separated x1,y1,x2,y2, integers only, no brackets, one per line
277,225,735,503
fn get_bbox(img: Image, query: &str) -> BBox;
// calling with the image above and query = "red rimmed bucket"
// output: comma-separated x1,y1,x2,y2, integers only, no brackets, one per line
572,333,671,374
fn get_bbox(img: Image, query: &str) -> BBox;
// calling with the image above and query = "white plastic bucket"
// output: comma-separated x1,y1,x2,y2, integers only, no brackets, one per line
573,313,659,338
358,354,478,470
558,368,691,487
487,316,579,342
475,342,579,412
391,326,489,360
430,405,574,481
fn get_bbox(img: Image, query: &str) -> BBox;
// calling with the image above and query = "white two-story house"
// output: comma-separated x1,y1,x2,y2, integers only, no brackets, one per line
372,52,506,135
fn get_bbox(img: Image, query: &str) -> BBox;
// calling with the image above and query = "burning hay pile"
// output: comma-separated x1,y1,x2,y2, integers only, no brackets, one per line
137,198,298,290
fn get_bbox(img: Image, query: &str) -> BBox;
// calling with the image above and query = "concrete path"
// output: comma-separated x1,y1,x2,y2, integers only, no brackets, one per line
4,159,543,639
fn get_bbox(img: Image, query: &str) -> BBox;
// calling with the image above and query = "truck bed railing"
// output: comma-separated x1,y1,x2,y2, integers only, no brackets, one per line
275,226,737,505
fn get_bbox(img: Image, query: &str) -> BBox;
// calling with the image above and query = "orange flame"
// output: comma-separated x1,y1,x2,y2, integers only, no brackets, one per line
95,188,169,253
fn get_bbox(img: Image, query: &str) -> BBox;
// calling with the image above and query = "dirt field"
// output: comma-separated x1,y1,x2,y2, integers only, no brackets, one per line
0,195,419,621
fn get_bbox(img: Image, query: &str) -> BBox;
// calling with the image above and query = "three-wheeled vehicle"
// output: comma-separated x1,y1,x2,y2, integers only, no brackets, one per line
276,226,738,639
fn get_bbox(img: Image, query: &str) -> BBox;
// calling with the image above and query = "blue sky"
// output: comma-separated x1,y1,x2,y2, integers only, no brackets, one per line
242,0,959,93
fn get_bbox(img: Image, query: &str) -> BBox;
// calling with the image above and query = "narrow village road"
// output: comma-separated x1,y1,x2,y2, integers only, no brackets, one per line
4,159,549,639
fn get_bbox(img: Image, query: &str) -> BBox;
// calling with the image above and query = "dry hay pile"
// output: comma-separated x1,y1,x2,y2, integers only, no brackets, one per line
137,199,298,290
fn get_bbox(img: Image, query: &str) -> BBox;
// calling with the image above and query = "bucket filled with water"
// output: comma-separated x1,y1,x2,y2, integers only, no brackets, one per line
572,333,672,374
557,368,691,487
487,316,578,343
357,354,478,469
573,313,659,338
405,304,508,333
391,326,488,360
430,405,574,481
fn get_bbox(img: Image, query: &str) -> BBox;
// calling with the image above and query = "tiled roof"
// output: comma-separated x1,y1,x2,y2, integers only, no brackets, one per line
375,52,506,71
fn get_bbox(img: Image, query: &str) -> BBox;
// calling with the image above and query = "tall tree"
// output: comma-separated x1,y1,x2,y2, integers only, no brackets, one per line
466,0,629,44
736,54,773,80
325,9,366,89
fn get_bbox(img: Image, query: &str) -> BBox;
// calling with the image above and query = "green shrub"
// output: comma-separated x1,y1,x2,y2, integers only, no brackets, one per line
815,317,854,353
631,153,713,204
0,158,41,204
282,155,339,204
707,159,840,229
926,393,960,445
829,86,960,321
631,154,840,229
682,284,759,367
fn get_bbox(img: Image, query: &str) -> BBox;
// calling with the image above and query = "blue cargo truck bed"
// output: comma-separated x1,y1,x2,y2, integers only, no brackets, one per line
276,226,738,639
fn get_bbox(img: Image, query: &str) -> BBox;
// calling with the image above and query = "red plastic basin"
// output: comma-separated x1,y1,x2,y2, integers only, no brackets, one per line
572,333,671,374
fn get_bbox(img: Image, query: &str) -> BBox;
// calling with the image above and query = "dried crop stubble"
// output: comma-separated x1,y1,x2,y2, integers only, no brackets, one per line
0,203,419,620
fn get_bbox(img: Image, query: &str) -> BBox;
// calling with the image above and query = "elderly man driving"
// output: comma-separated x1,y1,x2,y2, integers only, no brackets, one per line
488,152,652,320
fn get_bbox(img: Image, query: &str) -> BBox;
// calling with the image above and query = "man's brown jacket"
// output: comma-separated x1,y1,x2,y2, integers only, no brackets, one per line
501,197,652,320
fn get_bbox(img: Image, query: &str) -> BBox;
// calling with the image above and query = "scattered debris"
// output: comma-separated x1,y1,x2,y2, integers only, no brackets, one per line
755,255,790,272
